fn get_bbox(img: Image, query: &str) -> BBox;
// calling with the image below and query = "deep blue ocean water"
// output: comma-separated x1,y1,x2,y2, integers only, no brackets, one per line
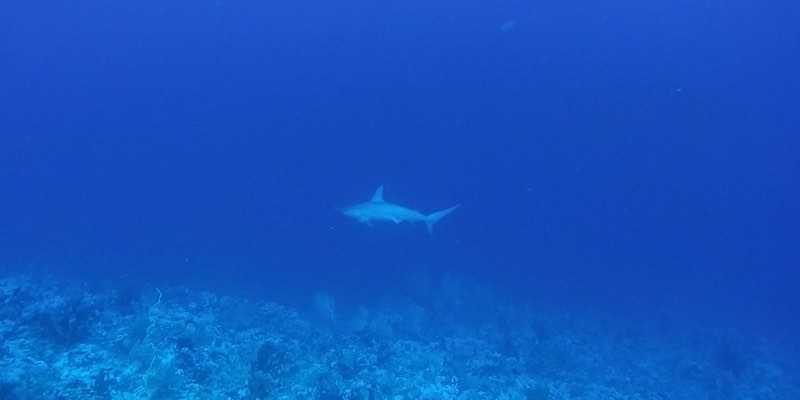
1,1,799,398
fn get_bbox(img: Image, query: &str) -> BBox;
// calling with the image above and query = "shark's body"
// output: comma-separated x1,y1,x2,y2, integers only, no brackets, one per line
342,186,459,233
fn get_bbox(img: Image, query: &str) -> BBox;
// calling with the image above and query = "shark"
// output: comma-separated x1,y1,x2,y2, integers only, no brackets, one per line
342,186,460,233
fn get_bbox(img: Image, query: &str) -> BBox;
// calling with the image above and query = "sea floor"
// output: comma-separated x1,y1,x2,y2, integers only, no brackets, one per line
0,274,796,400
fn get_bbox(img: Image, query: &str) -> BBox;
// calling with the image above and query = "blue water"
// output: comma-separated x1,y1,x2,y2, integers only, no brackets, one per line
1,1,799,398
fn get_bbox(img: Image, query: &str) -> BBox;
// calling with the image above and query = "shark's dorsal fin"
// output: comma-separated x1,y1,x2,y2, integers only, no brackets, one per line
371,185,385,203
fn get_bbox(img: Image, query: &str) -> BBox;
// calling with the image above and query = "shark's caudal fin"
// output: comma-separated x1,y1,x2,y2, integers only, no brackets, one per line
425,205,460,233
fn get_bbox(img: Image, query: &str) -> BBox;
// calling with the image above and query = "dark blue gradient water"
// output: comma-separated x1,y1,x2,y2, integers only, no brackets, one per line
2,0,798,357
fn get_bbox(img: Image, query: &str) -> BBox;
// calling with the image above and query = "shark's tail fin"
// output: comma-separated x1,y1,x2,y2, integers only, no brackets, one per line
425,205,460,233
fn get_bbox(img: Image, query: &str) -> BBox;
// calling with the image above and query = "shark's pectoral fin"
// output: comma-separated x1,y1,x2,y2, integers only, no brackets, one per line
358,217,373,227
391,218,402,224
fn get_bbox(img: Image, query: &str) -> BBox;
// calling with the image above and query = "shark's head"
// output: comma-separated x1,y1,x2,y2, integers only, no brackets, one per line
341,205,359,218
341,203,372,224
340,187,383,221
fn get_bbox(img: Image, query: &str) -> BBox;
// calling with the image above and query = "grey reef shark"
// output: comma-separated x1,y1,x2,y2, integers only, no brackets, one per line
342,186,460,233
